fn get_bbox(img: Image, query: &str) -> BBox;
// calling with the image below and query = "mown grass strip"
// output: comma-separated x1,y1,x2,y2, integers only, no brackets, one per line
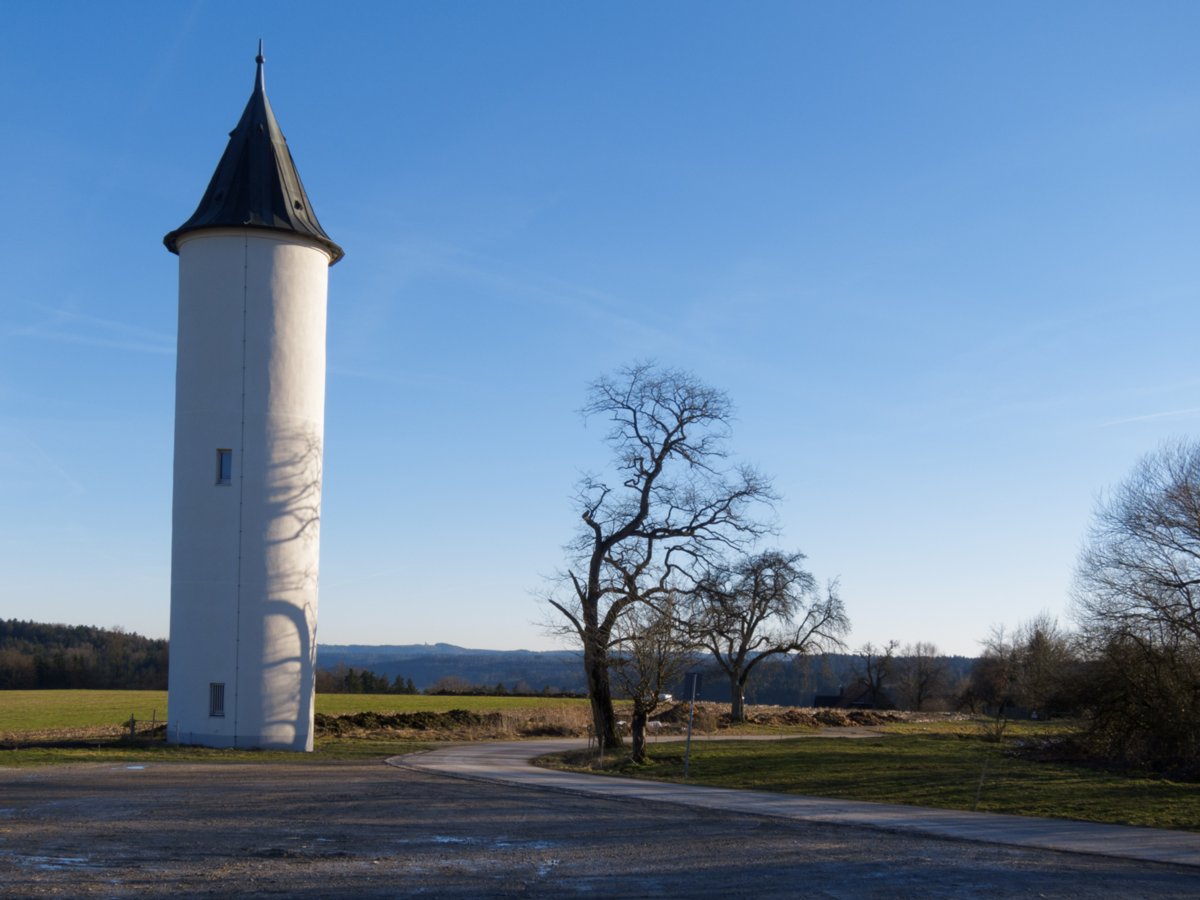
0,736,431,768
542,735,1200,832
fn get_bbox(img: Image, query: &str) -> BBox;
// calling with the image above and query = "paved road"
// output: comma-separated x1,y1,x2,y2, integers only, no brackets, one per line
394,738,1200,869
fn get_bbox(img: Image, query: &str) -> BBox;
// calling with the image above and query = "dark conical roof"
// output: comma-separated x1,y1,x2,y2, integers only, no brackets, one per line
164,46,343,264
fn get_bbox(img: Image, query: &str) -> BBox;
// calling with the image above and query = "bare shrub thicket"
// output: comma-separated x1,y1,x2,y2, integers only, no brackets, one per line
963,616,1078,719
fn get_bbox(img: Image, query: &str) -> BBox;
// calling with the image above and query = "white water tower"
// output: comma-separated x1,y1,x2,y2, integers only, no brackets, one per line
164,45,342,750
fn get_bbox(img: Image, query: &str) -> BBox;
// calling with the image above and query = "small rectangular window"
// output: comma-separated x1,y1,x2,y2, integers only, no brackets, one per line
216,449,232,485
209,682,225,717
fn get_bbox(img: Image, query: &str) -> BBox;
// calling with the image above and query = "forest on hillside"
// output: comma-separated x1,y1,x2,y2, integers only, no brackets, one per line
0,619,169,689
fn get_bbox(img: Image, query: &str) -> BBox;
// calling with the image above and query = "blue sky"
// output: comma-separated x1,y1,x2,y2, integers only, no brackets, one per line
1,2,1197,655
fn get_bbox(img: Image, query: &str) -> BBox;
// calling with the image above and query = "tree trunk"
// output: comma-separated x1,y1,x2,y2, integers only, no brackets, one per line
584,640,623,749
630,703,648,764
730,675,745,722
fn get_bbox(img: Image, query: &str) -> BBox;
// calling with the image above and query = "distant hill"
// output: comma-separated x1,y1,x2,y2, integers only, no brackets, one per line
1,621,975,708
315,643,975,707
316,643,585,694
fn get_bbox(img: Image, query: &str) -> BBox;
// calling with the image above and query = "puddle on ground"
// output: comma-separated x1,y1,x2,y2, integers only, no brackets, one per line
18,855,93,871
495,840,557,851
400,836,561,851
536,858,561,877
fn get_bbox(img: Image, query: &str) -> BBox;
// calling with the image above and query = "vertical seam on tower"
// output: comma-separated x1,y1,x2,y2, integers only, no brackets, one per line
233,236,249,746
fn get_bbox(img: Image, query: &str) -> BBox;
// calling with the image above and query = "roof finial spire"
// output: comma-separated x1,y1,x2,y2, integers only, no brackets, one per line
255,40,265,90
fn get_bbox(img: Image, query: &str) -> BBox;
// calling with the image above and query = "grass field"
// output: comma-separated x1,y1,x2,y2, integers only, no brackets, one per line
0,690,584,767
0,690,587,733
0,690,170,732
540,731,1200,831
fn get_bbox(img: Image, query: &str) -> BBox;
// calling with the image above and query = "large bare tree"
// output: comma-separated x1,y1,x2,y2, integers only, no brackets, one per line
1073,440,1200,774
1076,441,1200,649
548,363,774,748
692,550,847,721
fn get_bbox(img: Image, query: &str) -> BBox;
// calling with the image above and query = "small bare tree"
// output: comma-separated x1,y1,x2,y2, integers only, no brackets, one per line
964,625,1018,722
1012,614,1076,716
608,593,696,763
853,640,899,709
548,363,775,748
692,551,848,721
897,641,948,711
965,617,1077,720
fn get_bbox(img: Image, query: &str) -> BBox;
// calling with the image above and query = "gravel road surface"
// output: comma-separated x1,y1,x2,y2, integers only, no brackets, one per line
0,760,1196,897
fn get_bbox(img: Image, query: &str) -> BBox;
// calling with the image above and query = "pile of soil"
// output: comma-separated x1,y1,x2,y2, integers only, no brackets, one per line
737,707,906,728
315,709,502,736
651,701,906,731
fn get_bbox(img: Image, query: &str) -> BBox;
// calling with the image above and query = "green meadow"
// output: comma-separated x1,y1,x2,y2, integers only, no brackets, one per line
0,689,586,733
0,690,584,766
540,727,1200,831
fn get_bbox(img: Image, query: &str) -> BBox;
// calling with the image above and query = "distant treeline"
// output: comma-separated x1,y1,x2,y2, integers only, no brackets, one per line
1,620,975,710
316,644,586,696
312,666,583,697
315,663,419,695
0,619,168,690
422,675,584,697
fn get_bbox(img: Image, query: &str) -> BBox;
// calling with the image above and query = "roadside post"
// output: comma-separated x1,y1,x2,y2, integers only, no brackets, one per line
683,672,702,778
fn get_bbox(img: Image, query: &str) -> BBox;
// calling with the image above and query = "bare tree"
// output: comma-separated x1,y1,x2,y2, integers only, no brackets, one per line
965,617,1078,718
897,641,948,711
608,593,696,763
852,640,898,709
692,551,848,721
1073,440,1200,774
1075,440,1200,650
548,363,775,748
963,624,1022,718
1012,614,1076,716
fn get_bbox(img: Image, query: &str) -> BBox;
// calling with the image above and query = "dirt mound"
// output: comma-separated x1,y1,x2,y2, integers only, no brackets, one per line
314,706,592,739
312,703,909,740
746,707,906,728
315,709,503,736
651,702,906,731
